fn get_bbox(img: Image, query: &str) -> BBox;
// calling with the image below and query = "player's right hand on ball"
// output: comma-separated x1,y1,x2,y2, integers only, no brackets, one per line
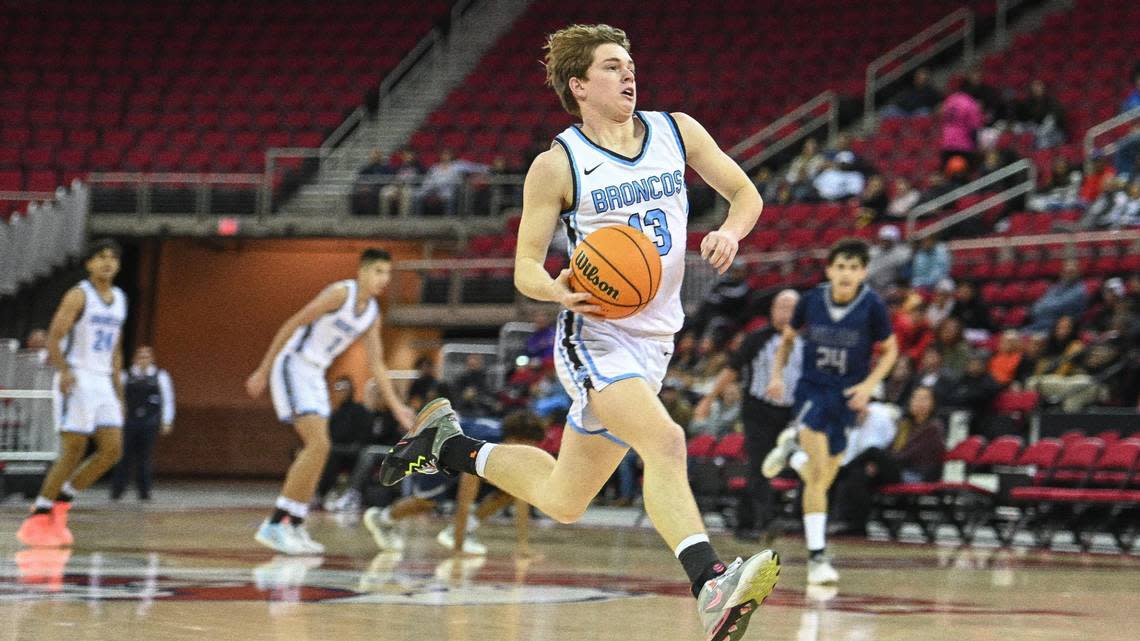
554,269,602,316
58,369,76,396
245,369,268,398
765,378,785,403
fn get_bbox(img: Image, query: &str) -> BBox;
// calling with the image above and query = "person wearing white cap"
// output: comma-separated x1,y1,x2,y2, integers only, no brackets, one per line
910,234,951,289
866,225,912,292
812,151,866,201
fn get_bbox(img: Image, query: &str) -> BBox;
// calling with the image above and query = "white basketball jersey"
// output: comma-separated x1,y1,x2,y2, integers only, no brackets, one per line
286,279,378,370
63,280,128,375
555,111,688,337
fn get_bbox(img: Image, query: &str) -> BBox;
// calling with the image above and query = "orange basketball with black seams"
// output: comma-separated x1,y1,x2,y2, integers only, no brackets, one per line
569,225,663,319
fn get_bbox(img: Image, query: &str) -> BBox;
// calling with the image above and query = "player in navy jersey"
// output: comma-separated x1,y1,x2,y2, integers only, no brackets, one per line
765,238,898,585
378,24,778,641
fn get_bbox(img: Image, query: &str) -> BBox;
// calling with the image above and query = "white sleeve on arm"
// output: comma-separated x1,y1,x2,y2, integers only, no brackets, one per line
158,370,176,424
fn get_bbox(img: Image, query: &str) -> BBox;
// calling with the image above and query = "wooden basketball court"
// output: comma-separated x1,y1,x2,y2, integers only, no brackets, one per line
2,483,1138,641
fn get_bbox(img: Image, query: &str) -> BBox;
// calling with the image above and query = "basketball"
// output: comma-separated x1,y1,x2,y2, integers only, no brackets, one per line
569,225,662,319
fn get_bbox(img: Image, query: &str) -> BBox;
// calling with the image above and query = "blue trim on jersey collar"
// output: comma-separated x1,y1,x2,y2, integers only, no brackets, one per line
569,111,652,166
83,279,116,308
662,112,686,162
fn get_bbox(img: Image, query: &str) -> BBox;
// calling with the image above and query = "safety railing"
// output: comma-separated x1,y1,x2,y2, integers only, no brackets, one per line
0,343,59,458
864,8,975,130
1082,106,1140,175
904,159,1036,239
995,0,1028,46
730,91,839,173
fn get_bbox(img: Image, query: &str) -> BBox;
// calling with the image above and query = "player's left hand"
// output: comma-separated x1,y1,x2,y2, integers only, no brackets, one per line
843,383,873,411
700,230,739,274
393,403,416,432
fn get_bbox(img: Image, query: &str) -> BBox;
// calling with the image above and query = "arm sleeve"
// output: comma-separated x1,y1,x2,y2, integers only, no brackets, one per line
158,370,176,424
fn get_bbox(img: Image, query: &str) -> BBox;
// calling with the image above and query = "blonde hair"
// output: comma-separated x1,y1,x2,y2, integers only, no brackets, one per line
543,24,631,117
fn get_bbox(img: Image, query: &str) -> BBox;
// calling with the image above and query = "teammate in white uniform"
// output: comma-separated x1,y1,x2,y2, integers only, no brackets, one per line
245,248,414,555
17,239,128,548
378,25,778,641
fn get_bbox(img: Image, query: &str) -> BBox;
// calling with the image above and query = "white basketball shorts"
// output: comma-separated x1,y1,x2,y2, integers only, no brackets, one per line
270,351,330,423
553,311,673,447
53,369,123,434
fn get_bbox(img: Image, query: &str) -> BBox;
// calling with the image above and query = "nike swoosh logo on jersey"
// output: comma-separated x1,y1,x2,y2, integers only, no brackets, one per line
584,163,603,175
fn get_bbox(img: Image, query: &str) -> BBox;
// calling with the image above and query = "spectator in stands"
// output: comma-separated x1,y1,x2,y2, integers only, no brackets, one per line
830,388,945,534
882,355,915,406
690,260,752,338
1028,156,1082,211
939,89,984,170
417,149,488,216
380,149,423,217
668,333,700,381
351,149,393,216
1027,316,1104,410
961,67,1008,124
812,151,865,202
1087,278,1127,333
882,67,943,118
854,175,889,227
688,383,741,438
887,177,921,218
524,308,556,365
786,138,826,200
915,346,945,388
751,166,781,203
1077,175,1130,230
1103,179,1140,228
892,291,933,363
24,328,48,364
935,350,1001,433
1013,333,1046,389
315,377,375,507
408,355,446,409
688,333,730,396
917,172,955,210
924,278,957,328
977,147,1022,186
1122,63,1140,113
1028,260,1088,332
1079,150,1116,206
909,234,951,290
453,354,498,417
933,317,971,378
950,280,995,333
866,225,911,292
988,330,1024,387
659,377,693,434
1114,126,1140,179
1014,79,1067,149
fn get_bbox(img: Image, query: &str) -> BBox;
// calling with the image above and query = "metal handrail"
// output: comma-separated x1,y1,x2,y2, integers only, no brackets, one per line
379,28,443,109
730,91,838,173
864,8,975,130
995,0,1027,46
321,107,365,154
904,159,1035,237
1082,106,1140,175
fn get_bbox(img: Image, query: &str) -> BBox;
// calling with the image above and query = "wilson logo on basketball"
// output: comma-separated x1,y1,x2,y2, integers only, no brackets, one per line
573,251,620,300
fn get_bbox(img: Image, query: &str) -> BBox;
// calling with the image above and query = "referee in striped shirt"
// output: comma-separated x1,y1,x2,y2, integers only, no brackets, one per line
696,289,803,539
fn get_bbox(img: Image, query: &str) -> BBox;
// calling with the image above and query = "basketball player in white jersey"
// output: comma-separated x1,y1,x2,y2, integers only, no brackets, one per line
380,25,778,641
17,239,128,547
245,248,415,555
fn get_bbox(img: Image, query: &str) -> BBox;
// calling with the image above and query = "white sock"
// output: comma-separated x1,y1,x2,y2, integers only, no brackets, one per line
673,533,710,558
275,496,308,520
474,443,497,477
34,496,53,510
466,515,480,534
804,512,827,552
789,450,809,473
61,481,77,497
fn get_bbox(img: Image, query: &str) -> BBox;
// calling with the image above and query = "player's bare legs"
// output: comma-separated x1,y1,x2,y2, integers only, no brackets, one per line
281,415,331,504
797,428,842,584
35,433,89,500
68,427,124,491
481,421,628,524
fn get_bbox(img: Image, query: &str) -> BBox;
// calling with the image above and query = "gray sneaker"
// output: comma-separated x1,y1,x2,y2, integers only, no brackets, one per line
761,426,798,479
697,550,780,641
378,398,464,486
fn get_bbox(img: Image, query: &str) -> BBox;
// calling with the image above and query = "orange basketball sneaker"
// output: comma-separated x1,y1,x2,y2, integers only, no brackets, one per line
52,502,75,546
16,513,64,547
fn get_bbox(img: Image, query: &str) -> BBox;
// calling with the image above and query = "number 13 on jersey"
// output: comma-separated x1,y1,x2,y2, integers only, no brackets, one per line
627,208,672,256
